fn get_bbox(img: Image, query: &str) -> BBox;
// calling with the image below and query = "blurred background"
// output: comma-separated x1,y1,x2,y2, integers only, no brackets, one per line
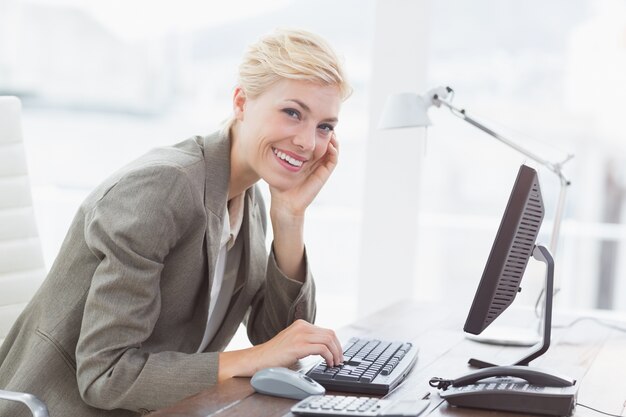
2,0,626,345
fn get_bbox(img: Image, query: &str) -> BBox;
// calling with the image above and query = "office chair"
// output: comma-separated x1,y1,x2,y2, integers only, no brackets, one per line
0,390,49,417
0,96,49,416
0,95,46,343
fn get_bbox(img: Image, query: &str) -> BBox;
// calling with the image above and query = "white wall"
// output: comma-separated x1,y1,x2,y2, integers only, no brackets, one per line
358,0,430,316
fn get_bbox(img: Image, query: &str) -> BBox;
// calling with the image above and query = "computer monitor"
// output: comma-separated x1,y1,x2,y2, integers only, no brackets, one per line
464,164,555,369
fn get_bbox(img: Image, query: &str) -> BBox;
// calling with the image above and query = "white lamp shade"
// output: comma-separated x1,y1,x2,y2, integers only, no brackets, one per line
378,92,432,129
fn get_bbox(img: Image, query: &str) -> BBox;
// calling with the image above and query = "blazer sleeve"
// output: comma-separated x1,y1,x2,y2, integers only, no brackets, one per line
75,164,218,412
245,192,317,345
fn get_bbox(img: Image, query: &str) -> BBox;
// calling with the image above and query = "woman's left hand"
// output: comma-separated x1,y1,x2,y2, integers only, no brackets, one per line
268,133,338,281
269,133,339,218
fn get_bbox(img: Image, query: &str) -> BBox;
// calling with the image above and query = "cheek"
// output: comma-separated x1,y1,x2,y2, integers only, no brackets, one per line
314,140,330,161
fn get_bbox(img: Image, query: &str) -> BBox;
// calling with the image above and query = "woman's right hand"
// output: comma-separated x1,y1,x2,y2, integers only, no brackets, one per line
218,320,343,380
253,319,343,370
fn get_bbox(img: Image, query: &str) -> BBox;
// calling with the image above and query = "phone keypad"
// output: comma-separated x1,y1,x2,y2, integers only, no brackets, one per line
453,382,546,392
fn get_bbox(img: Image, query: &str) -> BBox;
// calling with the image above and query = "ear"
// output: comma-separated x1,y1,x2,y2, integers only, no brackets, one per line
233,86,247,122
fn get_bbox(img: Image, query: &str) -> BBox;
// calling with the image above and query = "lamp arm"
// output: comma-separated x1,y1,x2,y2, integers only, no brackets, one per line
433,96,572,256
435,98,568,175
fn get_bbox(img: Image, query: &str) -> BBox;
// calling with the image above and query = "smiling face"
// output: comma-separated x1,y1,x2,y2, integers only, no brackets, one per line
230,79,342,194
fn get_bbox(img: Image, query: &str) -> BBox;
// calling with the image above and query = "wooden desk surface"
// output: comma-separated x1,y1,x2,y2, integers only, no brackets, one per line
150,300,626,417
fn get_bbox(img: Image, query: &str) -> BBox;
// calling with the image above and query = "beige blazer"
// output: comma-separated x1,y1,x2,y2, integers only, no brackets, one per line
0,130,316,417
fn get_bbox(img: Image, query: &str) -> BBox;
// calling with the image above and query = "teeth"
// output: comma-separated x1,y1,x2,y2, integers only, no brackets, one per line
273,148,303,167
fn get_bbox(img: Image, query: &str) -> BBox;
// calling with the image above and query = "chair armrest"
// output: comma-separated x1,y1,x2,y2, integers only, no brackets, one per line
0,389,49,417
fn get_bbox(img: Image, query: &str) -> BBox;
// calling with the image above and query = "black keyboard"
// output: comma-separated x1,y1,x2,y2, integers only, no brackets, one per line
306,337,419,395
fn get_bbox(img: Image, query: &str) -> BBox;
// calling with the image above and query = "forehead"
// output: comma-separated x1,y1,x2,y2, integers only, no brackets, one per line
262,79,341,115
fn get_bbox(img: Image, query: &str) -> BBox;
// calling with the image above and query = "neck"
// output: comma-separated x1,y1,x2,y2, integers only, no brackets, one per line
228,122,259,199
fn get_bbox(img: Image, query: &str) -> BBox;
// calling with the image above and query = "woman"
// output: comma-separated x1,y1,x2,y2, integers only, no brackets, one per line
0,28,351,416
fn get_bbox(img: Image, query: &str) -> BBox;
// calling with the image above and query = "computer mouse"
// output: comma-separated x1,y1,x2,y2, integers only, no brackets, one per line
250,367,326,400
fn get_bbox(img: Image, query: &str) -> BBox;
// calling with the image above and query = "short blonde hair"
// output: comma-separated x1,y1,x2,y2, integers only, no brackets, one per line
237,28,352,101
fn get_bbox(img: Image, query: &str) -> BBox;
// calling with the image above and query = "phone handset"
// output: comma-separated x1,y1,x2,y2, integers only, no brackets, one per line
449,366,575,388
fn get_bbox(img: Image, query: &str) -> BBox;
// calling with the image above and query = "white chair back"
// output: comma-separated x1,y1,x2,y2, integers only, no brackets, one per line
0,96,46,344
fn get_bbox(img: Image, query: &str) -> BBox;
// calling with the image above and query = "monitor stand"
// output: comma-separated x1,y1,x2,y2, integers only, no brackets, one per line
468,245,554,369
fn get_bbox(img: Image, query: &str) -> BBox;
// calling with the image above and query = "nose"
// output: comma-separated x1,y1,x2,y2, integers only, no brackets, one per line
292,127,316,153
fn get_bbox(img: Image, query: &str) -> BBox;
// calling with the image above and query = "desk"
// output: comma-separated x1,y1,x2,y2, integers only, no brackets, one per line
150,300,626,417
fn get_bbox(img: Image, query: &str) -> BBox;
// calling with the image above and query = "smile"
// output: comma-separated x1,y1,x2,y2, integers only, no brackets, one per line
272,148,304,167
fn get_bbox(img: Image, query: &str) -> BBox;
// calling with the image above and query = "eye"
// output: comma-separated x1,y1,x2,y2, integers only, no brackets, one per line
318,124,335,134
282,108,301,120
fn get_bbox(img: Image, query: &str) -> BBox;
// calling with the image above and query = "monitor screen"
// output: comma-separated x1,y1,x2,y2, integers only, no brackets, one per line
464,164,545,335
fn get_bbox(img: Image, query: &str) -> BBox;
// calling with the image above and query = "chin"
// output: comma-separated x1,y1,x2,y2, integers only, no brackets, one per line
264,174,300,192
261,157,308,191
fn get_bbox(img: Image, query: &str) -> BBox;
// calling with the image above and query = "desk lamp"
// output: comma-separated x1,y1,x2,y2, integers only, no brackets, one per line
379,86,573,346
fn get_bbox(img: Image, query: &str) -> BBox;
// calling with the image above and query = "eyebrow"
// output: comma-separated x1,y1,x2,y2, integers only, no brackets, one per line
286,99,338,123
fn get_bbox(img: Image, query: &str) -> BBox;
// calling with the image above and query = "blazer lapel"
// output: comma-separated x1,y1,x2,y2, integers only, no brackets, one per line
201,130,231,291
238,187,267,296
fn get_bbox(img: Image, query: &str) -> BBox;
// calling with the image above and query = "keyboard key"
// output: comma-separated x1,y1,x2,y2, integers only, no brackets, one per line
335,373,360,382
310,372,333,380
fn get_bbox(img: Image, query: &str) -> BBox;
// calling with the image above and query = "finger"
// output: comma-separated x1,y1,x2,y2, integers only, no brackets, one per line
326,136,339,166
328,133,338,154
320,329,343,366
313,327,343,366
330,332,344,365
327,141,338,162
299,343,335,368
330,132,339,151
304,332,343,366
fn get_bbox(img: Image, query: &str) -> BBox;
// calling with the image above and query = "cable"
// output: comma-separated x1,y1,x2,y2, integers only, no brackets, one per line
428,377,453,390
577,402,624,417
553,316,626,333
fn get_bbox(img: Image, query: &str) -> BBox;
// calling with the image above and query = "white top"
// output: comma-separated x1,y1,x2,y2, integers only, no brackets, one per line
197,193,245,352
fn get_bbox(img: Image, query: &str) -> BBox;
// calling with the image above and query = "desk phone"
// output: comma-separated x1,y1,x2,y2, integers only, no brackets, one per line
434,366,578,416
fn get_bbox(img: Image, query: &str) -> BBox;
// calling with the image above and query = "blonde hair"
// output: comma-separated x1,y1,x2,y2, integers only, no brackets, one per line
238,28,351,100
223,28,351,132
